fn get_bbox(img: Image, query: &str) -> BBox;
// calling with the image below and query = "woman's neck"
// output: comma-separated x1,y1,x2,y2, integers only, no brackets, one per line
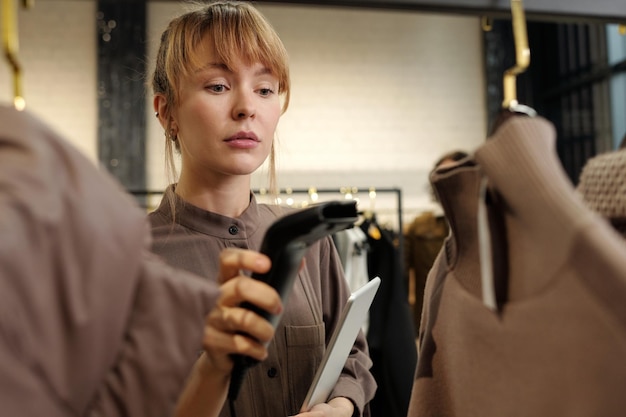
175,173,251,218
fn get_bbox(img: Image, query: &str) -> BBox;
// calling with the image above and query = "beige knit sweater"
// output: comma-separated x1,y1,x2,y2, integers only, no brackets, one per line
409,116,626,416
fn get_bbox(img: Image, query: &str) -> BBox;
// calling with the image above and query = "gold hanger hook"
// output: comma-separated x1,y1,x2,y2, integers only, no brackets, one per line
2,0,31,110
502,0,530,110
481,16,493,32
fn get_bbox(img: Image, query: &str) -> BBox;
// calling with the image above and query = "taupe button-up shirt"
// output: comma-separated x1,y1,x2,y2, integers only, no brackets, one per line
150,188,376,417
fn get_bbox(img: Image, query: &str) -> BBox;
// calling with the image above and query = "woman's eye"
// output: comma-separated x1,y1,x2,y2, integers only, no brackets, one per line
259,88,275,97
207,84,226,93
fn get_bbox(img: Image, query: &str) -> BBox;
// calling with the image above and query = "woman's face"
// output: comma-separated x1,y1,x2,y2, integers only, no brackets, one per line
171,36,281,182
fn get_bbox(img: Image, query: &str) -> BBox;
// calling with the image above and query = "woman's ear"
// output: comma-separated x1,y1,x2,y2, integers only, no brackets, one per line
153,94,175,130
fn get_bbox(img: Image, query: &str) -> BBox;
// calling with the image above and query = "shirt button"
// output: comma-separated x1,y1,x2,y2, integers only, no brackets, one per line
267,367,278,378
228,225,239,235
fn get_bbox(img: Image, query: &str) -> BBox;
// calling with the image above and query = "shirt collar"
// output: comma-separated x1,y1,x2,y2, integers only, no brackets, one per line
156,184,262,240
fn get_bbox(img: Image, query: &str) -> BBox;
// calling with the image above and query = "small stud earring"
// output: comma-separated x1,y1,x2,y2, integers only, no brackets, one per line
154,112,159,118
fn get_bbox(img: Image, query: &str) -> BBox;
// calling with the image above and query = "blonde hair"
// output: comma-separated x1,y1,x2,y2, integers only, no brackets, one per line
151,0,290,196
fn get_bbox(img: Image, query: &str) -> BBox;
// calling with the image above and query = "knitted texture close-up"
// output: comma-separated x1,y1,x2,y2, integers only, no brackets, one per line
577,149,626,236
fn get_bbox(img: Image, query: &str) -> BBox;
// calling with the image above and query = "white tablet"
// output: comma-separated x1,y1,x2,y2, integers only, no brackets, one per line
300,276,381,412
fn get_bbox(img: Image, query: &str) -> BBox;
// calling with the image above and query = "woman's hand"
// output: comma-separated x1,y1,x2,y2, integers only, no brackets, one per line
175,248,282,417
203,247,283,374
293,397,355,417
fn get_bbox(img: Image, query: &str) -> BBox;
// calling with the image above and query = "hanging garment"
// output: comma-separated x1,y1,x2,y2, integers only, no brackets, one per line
333,227,371,333
0,105,219,417
409,116,626,417
333,227,370,292
361,219,417,417
403,211,449,334
576,148,626,237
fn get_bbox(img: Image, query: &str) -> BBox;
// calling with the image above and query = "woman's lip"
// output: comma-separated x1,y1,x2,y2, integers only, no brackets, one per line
226,131,259,142
225,139,259,149
224,132,260,149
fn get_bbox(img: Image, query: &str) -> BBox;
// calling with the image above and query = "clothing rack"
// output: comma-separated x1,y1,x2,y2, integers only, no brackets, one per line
270,186,406,278
255,186,403,233
256,186,407,282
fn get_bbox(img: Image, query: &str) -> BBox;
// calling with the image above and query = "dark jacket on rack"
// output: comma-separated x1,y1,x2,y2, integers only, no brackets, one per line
360,218,417,417
0,105,220,417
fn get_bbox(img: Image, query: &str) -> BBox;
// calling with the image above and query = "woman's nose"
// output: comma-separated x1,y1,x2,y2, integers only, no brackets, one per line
232,90,256,120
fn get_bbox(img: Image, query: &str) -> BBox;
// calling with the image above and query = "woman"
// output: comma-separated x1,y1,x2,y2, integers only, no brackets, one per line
148,2,376,417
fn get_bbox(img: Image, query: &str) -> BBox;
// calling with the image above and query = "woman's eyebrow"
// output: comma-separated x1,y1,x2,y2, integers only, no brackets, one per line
255,66,273,76
198,62,228,72
196,62,273,77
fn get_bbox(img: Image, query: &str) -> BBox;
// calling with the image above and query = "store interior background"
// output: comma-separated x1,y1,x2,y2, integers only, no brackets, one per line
0,0,625,232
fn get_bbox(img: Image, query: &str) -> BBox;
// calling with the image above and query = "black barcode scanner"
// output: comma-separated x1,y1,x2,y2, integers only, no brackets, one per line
227,200,358,401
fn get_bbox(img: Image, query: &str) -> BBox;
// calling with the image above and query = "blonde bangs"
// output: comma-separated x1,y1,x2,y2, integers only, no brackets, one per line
180,3,291,112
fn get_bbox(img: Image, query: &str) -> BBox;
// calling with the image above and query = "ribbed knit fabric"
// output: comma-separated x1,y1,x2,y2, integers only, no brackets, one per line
576,149,626,236
408,116,626,417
